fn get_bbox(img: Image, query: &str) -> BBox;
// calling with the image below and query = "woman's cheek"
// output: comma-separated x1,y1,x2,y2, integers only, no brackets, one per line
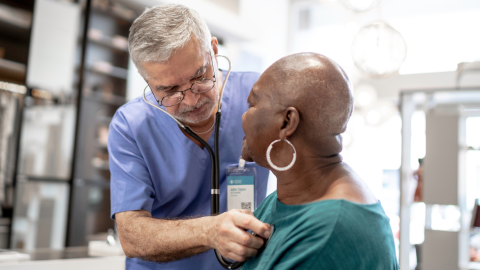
242,111,249,132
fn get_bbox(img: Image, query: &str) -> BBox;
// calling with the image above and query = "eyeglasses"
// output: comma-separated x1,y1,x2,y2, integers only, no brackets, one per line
149,53,217,107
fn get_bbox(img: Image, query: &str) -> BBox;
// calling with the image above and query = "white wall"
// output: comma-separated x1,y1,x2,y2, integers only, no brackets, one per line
234,0,290,71
360,70,480,100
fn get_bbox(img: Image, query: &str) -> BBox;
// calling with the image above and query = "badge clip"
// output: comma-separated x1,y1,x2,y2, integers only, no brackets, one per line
238,156,246,170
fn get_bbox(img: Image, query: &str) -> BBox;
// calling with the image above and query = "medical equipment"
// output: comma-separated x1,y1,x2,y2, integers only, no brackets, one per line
143,54,245,269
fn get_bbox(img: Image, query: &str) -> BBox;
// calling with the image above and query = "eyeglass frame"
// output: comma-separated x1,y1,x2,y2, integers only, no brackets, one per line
148,52,217,107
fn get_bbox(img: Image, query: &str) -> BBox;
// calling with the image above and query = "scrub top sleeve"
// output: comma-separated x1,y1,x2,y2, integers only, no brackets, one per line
108,111,155,219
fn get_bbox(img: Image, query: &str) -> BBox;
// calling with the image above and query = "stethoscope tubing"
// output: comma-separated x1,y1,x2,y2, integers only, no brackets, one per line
142,54,242,269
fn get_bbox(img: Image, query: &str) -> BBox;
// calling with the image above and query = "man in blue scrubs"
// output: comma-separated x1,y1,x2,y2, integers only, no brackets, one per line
108,3,272,270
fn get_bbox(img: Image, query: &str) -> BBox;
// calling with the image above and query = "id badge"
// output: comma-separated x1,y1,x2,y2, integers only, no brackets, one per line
226,157,257,211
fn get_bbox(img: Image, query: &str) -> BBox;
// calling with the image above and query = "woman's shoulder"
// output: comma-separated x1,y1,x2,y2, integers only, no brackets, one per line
302,200,397,268
320,200,398,268
313,200,395,252
306,199,388,226
292,199,391,242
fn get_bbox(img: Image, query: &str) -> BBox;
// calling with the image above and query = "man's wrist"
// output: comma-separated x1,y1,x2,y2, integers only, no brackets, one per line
201,215,217,249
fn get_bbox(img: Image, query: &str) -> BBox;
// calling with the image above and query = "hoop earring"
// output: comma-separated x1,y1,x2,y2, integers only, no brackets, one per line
266,139,296,171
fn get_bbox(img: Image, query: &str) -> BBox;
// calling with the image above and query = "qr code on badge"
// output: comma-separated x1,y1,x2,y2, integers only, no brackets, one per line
241,202,252,210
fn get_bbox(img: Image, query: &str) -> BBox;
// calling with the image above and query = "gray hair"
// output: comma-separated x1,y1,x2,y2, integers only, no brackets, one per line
128,4,212,79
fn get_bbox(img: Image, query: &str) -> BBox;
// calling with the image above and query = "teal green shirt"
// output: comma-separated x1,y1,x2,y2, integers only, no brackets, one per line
242,191,399,270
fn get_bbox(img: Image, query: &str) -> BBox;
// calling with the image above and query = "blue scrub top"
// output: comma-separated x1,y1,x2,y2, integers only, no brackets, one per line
108,71,269,270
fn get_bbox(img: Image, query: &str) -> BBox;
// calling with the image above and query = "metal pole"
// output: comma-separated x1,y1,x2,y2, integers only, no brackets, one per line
65,0,91,247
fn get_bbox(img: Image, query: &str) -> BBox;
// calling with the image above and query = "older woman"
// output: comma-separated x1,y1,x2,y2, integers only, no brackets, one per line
240,53,399,270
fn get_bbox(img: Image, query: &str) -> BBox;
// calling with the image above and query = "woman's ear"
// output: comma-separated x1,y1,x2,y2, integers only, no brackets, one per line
279,107,299,140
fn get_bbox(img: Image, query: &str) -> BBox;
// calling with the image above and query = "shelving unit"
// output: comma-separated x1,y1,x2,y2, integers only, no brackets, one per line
0,59,26,84
83,87,126,106
88,62,129,79
400,88,480,270
66,0,140,247
0,0,33,84
0,0,34,250
87,28,128,52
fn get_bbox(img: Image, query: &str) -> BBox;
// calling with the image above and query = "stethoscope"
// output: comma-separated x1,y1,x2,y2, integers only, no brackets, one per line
142,54,245,269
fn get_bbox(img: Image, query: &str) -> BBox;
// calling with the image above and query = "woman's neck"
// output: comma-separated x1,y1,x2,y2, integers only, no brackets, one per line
275,157,378,205
274,155,344,205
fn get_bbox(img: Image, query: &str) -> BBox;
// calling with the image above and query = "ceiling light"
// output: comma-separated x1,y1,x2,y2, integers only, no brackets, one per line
354,84,377,108
351,21,407,77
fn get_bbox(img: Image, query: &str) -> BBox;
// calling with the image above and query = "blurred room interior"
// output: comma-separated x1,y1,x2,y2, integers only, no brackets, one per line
0,0,479,269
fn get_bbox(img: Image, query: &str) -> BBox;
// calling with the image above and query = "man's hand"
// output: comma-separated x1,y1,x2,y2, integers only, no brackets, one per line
208,209,272,262
115,209,271,263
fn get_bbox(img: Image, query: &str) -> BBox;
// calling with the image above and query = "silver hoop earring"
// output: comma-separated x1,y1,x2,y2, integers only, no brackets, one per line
266,139,296,171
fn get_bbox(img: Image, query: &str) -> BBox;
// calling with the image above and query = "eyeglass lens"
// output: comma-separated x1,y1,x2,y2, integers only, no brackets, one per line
161,80,215,107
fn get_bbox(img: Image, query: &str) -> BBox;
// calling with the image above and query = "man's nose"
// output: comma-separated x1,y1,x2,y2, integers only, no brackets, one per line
182,87,201,106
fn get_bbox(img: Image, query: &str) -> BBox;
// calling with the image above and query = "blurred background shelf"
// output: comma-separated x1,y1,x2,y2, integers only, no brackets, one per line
96,115,113,124
94,141,108,149
0,19,31,39
91,157,109,170
0,1,32,85
87,28,128,52
91,2,137,23
0,59,27,83
88,62,128,80
0,3,32,29
83,89,126,106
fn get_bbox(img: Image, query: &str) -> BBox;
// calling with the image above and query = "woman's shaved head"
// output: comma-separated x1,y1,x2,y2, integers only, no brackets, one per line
265,53,353,136
241,52,354,166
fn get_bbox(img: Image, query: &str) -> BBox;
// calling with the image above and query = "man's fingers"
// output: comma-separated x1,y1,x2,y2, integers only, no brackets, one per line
223,242,258,262
237,209,253,216
232,212,272,239
227,226,264,249
222,251,247,263
214,210,271,262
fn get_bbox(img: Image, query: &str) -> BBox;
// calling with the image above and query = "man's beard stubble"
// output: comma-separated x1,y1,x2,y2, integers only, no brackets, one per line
171,91,219,124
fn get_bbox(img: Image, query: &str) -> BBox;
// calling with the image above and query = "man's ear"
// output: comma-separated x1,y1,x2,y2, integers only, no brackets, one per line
211,37,219,55
279,107,299,140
